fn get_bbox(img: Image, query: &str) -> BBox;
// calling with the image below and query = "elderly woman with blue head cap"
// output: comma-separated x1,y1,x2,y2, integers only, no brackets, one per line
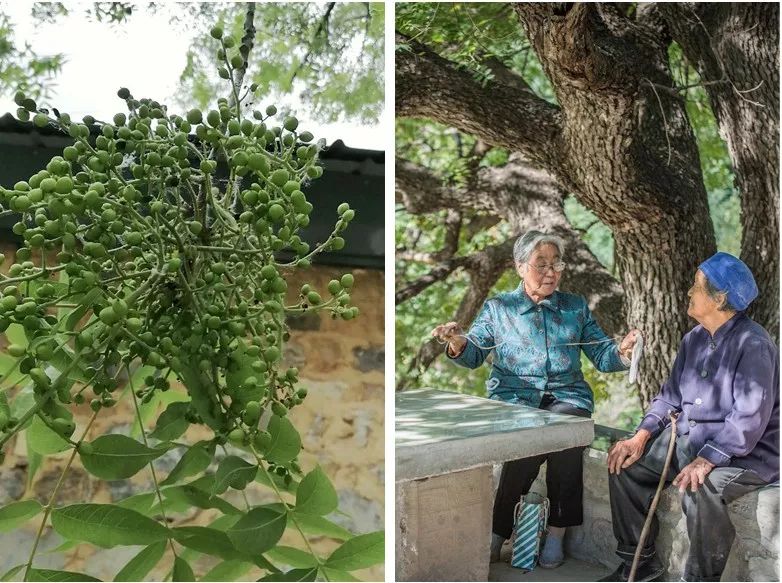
602,252,779,583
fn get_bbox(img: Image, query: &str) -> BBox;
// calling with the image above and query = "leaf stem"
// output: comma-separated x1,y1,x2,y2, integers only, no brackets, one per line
23,408,100,582
249,445,330,581
127,364,179,561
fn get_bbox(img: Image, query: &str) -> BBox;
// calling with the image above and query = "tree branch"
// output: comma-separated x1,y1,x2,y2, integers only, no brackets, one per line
395,32,563,168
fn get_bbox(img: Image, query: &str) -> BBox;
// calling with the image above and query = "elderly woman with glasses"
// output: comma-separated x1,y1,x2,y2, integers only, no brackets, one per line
432,230,639,569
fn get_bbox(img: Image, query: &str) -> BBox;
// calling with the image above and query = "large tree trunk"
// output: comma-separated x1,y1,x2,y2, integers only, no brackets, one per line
657,3,779,341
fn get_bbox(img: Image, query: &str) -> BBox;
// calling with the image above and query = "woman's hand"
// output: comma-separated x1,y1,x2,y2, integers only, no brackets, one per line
607,429,650,474
672,457,715,493
619,328,641,360
431,321,467,356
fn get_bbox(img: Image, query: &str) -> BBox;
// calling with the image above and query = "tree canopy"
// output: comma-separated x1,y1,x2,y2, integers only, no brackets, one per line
0,2,384,123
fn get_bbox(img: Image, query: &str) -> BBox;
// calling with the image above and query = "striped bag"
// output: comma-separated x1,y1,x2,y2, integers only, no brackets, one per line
510,492,550,571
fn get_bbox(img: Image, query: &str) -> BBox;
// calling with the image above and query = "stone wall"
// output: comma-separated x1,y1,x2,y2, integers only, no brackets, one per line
515,448,779,581
0,253,385,582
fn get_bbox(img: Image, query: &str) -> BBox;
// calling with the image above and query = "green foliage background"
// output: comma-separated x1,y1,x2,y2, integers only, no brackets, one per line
1,2,384,124
395,3,738,431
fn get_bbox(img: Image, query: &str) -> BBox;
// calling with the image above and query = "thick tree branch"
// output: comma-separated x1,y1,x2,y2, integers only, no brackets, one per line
395,33,564,168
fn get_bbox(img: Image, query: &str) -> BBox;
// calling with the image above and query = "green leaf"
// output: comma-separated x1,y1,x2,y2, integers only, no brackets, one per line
0,352,25,387
160,441,215,486
292,513,353,541
149,401,191,441
115,492,156,514
266,546,319,568
171,526,275,570
129,368,180,439
51,503,171,547
0,392,9,419
64,288,101,331
163,484,241,515
26,448,43,489
319,568,360,581
295,466,337,515
48,345,90,383
26,569,101,582
27,415,71,455
265,415,301,464
4,323,28,348
79,434,168,479
0,499,43,532
176,366,224,431
227,507,287,556
258,568,318,582
114,541,167,582
225,349,266,406
11,385,35,429
325,531,384,571
0,564,24,581
201,560,253,582
172,556,194,582
213,455,258,495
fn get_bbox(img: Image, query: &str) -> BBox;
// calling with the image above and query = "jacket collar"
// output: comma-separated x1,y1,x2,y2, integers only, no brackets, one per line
515,283,560,314
711,311,747,342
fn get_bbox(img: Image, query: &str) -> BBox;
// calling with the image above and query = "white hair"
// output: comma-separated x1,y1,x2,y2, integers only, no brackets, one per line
512,230,565,264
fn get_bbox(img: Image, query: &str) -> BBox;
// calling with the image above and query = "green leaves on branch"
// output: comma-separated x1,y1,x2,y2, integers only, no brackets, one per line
50,503,171,547
265,415,301,464
213,455,258,494
160,440,215,486
326,531,385,571
148,401,191,441
227,507,287,556
78,434,169,480
114,541,167,582
0,500,43,532
296,466,338,515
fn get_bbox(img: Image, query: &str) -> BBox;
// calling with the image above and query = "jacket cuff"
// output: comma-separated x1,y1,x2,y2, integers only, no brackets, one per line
445,342,466,360
637,413,666,437
697,442,732,467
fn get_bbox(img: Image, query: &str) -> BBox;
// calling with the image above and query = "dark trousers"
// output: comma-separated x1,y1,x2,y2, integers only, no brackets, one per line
608,425,769,581
492,396,591,539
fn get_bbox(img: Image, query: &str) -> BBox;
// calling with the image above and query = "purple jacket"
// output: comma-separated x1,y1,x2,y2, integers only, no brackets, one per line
638,313,779,483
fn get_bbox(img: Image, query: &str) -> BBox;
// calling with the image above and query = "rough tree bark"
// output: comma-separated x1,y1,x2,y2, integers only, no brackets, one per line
656,3,779,341
397,3,723,407
395,155,626,390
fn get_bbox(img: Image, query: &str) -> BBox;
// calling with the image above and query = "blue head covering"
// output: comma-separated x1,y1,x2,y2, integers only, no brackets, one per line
698,252,758,311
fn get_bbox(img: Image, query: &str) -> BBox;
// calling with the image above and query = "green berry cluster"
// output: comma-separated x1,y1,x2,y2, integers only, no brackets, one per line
0,28,358,464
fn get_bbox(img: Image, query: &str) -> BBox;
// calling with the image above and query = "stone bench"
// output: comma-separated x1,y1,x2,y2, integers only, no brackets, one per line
519,448,779,581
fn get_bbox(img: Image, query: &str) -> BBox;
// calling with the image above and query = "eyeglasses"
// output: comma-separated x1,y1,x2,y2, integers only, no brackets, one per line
528,261,566,274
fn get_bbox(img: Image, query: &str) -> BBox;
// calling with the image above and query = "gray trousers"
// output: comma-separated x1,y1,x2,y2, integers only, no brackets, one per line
607,425,769,582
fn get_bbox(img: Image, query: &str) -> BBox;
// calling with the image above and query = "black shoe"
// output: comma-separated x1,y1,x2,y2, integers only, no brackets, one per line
599,557,664,582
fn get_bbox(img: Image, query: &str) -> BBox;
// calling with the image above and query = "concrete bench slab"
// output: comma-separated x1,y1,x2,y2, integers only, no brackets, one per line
396,389,594,481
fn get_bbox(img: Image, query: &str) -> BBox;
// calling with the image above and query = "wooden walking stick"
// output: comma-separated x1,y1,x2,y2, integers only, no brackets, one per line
628,411,679,583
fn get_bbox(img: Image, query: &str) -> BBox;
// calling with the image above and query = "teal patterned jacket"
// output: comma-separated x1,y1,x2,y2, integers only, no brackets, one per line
448,284,628,413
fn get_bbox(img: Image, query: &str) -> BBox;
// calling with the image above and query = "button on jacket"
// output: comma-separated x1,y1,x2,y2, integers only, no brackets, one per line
638,313,779,482
447,285,628,413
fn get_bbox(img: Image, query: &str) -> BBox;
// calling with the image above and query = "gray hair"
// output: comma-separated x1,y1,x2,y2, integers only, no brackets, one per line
703,276,738,313
513,230,565,264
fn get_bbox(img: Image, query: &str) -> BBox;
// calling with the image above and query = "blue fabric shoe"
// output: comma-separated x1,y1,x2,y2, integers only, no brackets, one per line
538,533,564,569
